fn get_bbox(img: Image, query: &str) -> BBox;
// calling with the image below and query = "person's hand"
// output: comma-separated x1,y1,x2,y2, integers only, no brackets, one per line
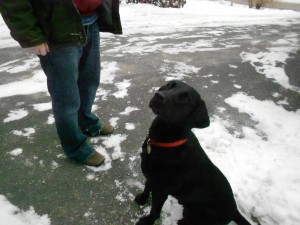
30,43,50,56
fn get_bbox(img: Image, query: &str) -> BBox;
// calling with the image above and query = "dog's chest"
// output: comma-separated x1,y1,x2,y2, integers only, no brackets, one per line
141,145,186,179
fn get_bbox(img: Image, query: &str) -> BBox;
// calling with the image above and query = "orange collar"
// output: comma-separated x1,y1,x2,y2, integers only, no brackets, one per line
148,138,188,148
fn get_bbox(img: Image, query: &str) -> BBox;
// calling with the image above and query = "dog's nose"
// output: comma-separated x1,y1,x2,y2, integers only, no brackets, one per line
155,92,165,103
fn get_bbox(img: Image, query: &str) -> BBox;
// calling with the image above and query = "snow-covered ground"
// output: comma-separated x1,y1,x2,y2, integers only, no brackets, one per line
277,0,300,4
0,1,300,224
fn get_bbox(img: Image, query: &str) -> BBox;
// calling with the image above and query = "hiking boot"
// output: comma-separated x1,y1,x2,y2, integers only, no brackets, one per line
99,123,114,135
84,151,105,167
83,123,114,137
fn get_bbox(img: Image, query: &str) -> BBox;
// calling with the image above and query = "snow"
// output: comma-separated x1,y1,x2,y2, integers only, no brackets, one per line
0,0,300,224
12,128,35,137
0,70,47,98
0,195,50,225
160,60,202,81
119,0,300,37
119,106,141,115
113,79,131,98
240,33,300,92
32,103,52,112
8,148,23,156
194,92,300,225
125,123,136,130
46,114,55,125
0,58,39,74
3,109,29,123
100,61,119,84
101,134,127,160
277,0,300,4
109,117,120,127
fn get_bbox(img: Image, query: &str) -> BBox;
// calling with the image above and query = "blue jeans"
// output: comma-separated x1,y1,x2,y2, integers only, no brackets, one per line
39,22,102,162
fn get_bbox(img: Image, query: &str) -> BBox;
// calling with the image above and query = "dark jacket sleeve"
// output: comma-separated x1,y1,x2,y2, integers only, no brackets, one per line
0,0,46,48
98,0,122,34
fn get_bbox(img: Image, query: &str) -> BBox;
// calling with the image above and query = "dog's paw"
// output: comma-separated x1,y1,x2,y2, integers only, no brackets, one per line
136,215,156,225
135,193,149,205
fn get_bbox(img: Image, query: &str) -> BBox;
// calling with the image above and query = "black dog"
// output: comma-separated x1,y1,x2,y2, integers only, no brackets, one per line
135,80,251,225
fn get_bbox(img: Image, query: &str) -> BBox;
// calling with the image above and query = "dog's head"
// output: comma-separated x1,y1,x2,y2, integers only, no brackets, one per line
149,80,210,129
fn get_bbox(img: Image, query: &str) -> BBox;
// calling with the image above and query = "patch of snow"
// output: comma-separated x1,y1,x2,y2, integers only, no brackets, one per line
119,106,140,115
0,195,50,225
12,128,35,137
4,109,28,123
8,148,23,156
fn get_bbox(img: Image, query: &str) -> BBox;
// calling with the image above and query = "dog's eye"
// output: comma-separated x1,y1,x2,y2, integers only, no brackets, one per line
179,92,189,102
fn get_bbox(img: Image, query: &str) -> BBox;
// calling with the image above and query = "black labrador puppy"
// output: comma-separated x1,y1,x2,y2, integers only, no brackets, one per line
135,80,251,225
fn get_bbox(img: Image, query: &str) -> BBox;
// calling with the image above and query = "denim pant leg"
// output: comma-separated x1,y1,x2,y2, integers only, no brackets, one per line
39,47,95,163
78,22,103,135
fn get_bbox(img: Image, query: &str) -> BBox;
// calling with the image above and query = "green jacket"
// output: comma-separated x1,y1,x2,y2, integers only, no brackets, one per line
0,0,122,48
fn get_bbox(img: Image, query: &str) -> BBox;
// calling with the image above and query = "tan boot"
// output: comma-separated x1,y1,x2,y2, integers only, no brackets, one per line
99,123,114,135
84,152,105,167
83,123,114,137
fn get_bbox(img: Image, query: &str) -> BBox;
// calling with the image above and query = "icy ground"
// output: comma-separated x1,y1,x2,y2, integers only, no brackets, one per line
0,1,300,225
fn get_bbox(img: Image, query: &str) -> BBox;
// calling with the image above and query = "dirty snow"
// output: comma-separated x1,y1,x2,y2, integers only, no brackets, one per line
3,109,28,123
8,148,23,156
0,195,50,225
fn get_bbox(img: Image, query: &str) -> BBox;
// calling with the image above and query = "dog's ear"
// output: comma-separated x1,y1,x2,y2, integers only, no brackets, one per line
187,99,210,129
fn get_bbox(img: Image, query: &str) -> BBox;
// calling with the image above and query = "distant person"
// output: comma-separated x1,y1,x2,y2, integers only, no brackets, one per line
0,0,122,167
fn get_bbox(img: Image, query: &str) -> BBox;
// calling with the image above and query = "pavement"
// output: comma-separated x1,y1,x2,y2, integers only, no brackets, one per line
1,18,300,225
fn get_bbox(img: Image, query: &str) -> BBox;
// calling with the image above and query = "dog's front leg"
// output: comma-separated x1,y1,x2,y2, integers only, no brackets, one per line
136,191,168,225
135,181,151,205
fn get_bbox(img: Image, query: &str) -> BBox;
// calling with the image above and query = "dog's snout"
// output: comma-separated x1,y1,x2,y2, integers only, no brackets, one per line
155,93,165,102
149,92,167,109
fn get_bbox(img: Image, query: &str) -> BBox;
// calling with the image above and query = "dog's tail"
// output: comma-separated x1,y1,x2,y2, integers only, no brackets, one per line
233,211,252,225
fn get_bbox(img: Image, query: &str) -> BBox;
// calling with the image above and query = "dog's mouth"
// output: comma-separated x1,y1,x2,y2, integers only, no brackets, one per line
149,92,167,107
149,95,172,122
149,96,165,115
149,98,161,114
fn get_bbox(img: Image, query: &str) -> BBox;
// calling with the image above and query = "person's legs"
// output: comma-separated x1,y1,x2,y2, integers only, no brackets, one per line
78,22,102,135
39,47,95,163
